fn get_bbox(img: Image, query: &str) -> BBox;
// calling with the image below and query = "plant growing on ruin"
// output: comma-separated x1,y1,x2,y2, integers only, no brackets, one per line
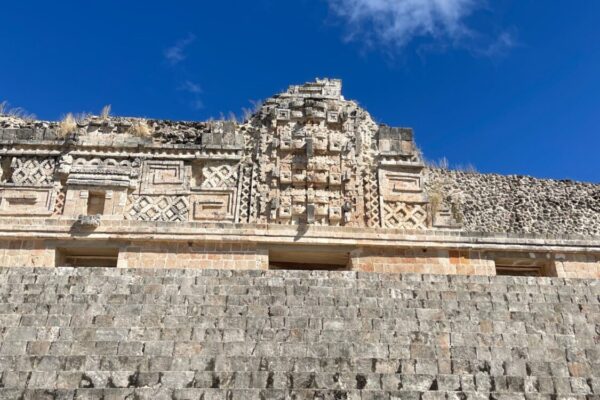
100,104,111,120
57,113,78,137
128,119,152,137
0,101,36,121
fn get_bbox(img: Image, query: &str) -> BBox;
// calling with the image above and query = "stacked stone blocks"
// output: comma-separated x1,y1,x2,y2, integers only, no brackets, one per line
0,267,598,399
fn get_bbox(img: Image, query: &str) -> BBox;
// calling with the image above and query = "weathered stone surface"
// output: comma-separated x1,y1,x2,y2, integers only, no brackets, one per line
0,267,598,398
0,78,599,277
425,168,600,236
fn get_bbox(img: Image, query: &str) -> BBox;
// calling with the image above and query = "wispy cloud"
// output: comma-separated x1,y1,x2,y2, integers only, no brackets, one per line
178,80,204,110
327,0,513,55
163,35,204,112
178,80,203,94
164,33,196,65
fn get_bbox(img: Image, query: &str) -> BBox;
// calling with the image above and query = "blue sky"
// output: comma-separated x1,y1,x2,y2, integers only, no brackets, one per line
1,1,599,182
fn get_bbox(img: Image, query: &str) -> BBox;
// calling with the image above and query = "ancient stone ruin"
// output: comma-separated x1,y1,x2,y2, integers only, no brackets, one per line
0,79,598,398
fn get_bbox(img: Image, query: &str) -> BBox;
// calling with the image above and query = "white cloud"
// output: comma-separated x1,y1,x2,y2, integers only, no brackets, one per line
164,34,196,65
179,80,203,94
327,0,509,53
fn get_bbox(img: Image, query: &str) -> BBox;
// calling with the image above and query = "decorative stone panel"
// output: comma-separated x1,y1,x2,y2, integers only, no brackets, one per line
0,187,54,216
126,195,189,222
191,190,236,222
67,157,140,188
195,161,238,189
382,201,427,229
141,160,188,194
10,157,55,186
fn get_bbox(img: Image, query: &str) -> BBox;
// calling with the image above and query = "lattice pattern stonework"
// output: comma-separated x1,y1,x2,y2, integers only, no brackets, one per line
363,170,381,228
382,201,427,229
201,163,238,189
53,189,66,216
11,157,55,185
237,164,253,223
126,195,189,222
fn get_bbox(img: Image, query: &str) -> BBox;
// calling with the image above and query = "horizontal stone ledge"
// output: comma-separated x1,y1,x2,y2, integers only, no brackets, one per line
0,220,600,253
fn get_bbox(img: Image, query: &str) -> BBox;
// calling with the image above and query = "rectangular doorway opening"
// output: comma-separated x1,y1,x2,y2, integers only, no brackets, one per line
268,245,350,271
56,247,118,268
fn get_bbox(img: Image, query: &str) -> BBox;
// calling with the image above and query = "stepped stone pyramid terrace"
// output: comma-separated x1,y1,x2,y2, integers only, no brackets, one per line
0,79,599,399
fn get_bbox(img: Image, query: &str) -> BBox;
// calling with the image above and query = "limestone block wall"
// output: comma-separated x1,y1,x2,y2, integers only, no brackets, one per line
350,248,496,275
425,168,600,236
0,267,598,399
0,240,54,268
119,242,268,270
556,254,600,279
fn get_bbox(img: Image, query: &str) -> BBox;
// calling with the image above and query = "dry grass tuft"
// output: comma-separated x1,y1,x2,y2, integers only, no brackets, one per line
0,101,37,121
100,104,111,120
57,113,77,137
128,120,152,137
241,99,264,122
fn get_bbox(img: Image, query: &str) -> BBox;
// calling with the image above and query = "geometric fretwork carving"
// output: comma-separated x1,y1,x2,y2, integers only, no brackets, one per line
382,201,427,229
237,164,253,223
11,157,55,185
201,162,238,189
364,170,381,228
53,188,66,216
126,195,189,222
141,160,187,194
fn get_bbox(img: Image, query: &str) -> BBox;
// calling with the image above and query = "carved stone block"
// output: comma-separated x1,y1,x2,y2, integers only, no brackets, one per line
10,157,55,186
0,187,54,216
126,195,189,222
141,161,188,194
381,170,422,194
279,164,292,184
382,201,427,230
191,191,235,222
326,111,339,123
195,162,238,189
276,109,290,121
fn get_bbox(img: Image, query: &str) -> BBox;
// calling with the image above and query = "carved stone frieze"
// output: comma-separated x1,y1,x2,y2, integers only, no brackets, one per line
382,201,428,230
10,157,55,186
0,78,452,230
66,157,140,188
126,195,189,222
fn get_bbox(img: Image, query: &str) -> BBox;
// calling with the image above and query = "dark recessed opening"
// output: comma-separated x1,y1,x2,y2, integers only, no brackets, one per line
56,247,118,267
0,158,12,182
269,262,347,271
268,245,350,271
492,252,558,277
495,265,545,277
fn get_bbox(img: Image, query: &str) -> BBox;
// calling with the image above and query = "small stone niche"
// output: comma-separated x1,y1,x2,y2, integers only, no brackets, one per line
55,247,119,268
87,191,106,215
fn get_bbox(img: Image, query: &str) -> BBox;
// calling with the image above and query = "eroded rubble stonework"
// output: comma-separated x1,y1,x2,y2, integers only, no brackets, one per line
425,169,600,237
0,78,599,278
